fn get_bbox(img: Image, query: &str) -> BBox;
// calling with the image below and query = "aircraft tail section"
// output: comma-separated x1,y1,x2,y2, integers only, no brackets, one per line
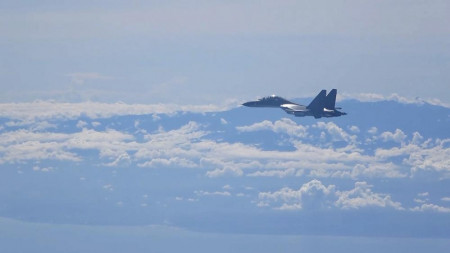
325,89,337,109
307,90,326,111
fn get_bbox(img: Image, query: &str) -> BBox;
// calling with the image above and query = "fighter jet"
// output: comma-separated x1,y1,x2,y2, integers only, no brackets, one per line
243,89,346,119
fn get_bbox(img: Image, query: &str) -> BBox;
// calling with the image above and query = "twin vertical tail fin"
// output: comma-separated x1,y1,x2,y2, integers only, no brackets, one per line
306,90,326,110
325,89,337,109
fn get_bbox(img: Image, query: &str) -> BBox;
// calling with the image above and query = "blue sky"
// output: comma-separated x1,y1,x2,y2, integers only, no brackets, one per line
1,1,450,252
1,0,450,104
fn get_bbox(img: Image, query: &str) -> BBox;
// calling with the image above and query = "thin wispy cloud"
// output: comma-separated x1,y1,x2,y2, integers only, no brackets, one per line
66,72,114,85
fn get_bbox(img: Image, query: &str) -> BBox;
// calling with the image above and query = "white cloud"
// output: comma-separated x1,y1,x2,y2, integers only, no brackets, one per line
91,121,101,128
410,203,450,213
413,193,429,205
350,163,407,179
313,122,357,143
247,168,297,178
258,179,336,210
375,139,450,174
0,128,134,164
76,120,88,129
406,139,450,173
0,101,236,122
205,166,244,178
259,180,404,211
411,132,424,145
0,132,80,164
31,121,57,131
1,104,448,182
380,129,407,143
236,118,308,138
418,192,429,197
220,118,228,125
368,127,378,135
222,185,232,190
32,166,54,173
195,190,231,197
349,125,360,133
152,114,161,121
5,120,57,131
138,157,197,168
0,118,398,179
340,93,450,108
103,184,114,191
104,152,131,167
335,181,404,210
441,197,450,202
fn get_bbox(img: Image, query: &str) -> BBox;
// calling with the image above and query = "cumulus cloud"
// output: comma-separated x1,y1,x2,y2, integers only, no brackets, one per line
247,168,298,178
258,180,404,211
258,179,336,210
418,192,429,197
350,163,407,179
313,122,357,143
0,128,134,164
335,182,404,210
1,118,420,179
222,185,232,190
104,152,132,167
205,167,244,178
0,130,80,163
138,157,198,168
411,132,424,145
406,139,450,173
368,127,378,135
236,118,308,138
380,129,407,143
349,125,360,133
32,166,54,172
1,103,448,182
76,120,88,129
375,139,450,174
410,203,450,213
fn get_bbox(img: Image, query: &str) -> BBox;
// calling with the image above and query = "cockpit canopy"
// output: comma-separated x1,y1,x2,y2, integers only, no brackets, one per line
258,95,292,104
243,95,297,108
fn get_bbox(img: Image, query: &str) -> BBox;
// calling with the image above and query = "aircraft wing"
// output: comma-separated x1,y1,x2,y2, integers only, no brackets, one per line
280,104,309,117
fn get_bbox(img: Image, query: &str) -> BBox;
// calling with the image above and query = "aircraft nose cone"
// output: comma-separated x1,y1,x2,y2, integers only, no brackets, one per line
242,102,254,107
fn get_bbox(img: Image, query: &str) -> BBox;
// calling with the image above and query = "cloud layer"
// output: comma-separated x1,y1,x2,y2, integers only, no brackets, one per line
1,101,449,219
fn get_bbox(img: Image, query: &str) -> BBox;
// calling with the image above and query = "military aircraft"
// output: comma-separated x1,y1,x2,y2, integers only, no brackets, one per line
242,89,346,119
